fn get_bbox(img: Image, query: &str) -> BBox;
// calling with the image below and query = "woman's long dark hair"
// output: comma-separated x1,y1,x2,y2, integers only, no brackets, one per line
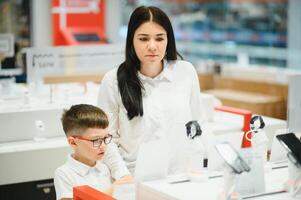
117,6,181,120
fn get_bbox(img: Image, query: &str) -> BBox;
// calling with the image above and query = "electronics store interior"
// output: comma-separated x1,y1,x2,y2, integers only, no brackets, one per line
1,0,301,199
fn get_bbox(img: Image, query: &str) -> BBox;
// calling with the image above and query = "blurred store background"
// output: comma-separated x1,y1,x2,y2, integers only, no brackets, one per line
0,0,299,78
120,0,289,67
0,0,300,120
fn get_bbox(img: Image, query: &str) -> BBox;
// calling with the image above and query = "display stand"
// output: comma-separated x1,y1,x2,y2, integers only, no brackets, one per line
286,156,301,199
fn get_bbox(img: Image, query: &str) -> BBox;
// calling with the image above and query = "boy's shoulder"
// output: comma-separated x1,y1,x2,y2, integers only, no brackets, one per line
54,155,77,179
54,163,72,178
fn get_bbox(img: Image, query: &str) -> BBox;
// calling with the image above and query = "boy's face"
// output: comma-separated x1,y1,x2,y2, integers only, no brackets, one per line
68,127,110,166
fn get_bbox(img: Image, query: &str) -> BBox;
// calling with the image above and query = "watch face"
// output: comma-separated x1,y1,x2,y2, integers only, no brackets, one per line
185,121,202,139
190,125,196,138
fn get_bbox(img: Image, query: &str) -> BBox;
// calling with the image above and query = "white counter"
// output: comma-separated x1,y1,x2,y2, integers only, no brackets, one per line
137,164,291,200
0,110,286,185
0,137,70,185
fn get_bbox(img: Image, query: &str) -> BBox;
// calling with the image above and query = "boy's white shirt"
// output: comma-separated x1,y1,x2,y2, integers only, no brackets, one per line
54,143,130,199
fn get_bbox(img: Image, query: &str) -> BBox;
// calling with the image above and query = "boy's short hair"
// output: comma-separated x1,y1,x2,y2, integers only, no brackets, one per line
61,104,108,136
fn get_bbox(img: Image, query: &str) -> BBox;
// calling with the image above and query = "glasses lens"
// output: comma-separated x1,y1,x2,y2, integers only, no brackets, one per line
93,139,102,148
92,135,112,147
104,135,112,144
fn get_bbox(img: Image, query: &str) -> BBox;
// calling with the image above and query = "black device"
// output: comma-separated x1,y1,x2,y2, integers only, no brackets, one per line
73,33,101,42
215,142,251,174
185,120,202,139
276,133,301,166
250,115,265,133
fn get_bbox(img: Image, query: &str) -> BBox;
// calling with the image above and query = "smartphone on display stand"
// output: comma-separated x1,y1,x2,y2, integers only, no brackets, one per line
215,142,251,174
276,133,301,166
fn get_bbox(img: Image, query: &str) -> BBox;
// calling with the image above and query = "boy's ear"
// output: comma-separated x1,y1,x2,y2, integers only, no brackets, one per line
67,136,77,147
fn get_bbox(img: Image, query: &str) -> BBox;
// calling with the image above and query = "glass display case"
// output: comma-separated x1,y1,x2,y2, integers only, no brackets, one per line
0,0,30,81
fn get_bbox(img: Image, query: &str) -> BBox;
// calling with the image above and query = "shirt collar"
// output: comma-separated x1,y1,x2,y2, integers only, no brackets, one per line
67,154,104,176
138,60,173,82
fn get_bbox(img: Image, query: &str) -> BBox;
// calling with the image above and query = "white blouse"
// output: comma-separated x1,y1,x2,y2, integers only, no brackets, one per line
98,60,202,172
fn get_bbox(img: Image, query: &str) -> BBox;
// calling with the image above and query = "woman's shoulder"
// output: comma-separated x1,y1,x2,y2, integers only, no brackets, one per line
101,67,118,85
168,60,196,74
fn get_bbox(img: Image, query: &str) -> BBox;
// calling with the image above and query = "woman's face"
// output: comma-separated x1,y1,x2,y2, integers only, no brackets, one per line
133,21,168,67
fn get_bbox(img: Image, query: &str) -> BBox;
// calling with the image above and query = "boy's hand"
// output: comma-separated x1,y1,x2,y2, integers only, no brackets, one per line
104,175,134,196
113,175,134,186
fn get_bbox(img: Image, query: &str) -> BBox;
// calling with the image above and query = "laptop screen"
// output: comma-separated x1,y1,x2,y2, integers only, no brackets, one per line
288,75,301,133
0,108,64,143
134,139,170,182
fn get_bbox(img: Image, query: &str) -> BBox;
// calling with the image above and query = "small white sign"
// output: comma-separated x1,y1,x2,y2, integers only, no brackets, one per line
0,34,14,57
25,43,124,83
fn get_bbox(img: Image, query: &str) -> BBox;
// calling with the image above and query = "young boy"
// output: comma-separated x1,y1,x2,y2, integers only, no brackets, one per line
54,104,132,200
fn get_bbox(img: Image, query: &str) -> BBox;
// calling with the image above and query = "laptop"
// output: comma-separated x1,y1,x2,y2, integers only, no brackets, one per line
270,75,301,163
0,108,65,143
134,139,171,182
287,74,301,133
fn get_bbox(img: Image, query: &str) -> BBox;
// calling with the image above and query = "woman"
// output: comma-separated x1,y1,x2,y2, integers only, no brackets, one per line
98,6,202,172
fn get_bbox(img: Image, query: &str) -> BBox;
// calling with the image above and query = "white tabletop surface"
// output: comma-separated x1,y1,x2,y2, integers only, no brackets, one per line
0,84,287,186
138,165,290,200
0,136,68,154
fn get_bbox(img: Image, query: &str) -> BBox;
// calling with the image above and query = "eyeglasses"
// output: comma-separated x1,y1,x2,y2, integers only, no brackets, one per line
74,134,113,148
